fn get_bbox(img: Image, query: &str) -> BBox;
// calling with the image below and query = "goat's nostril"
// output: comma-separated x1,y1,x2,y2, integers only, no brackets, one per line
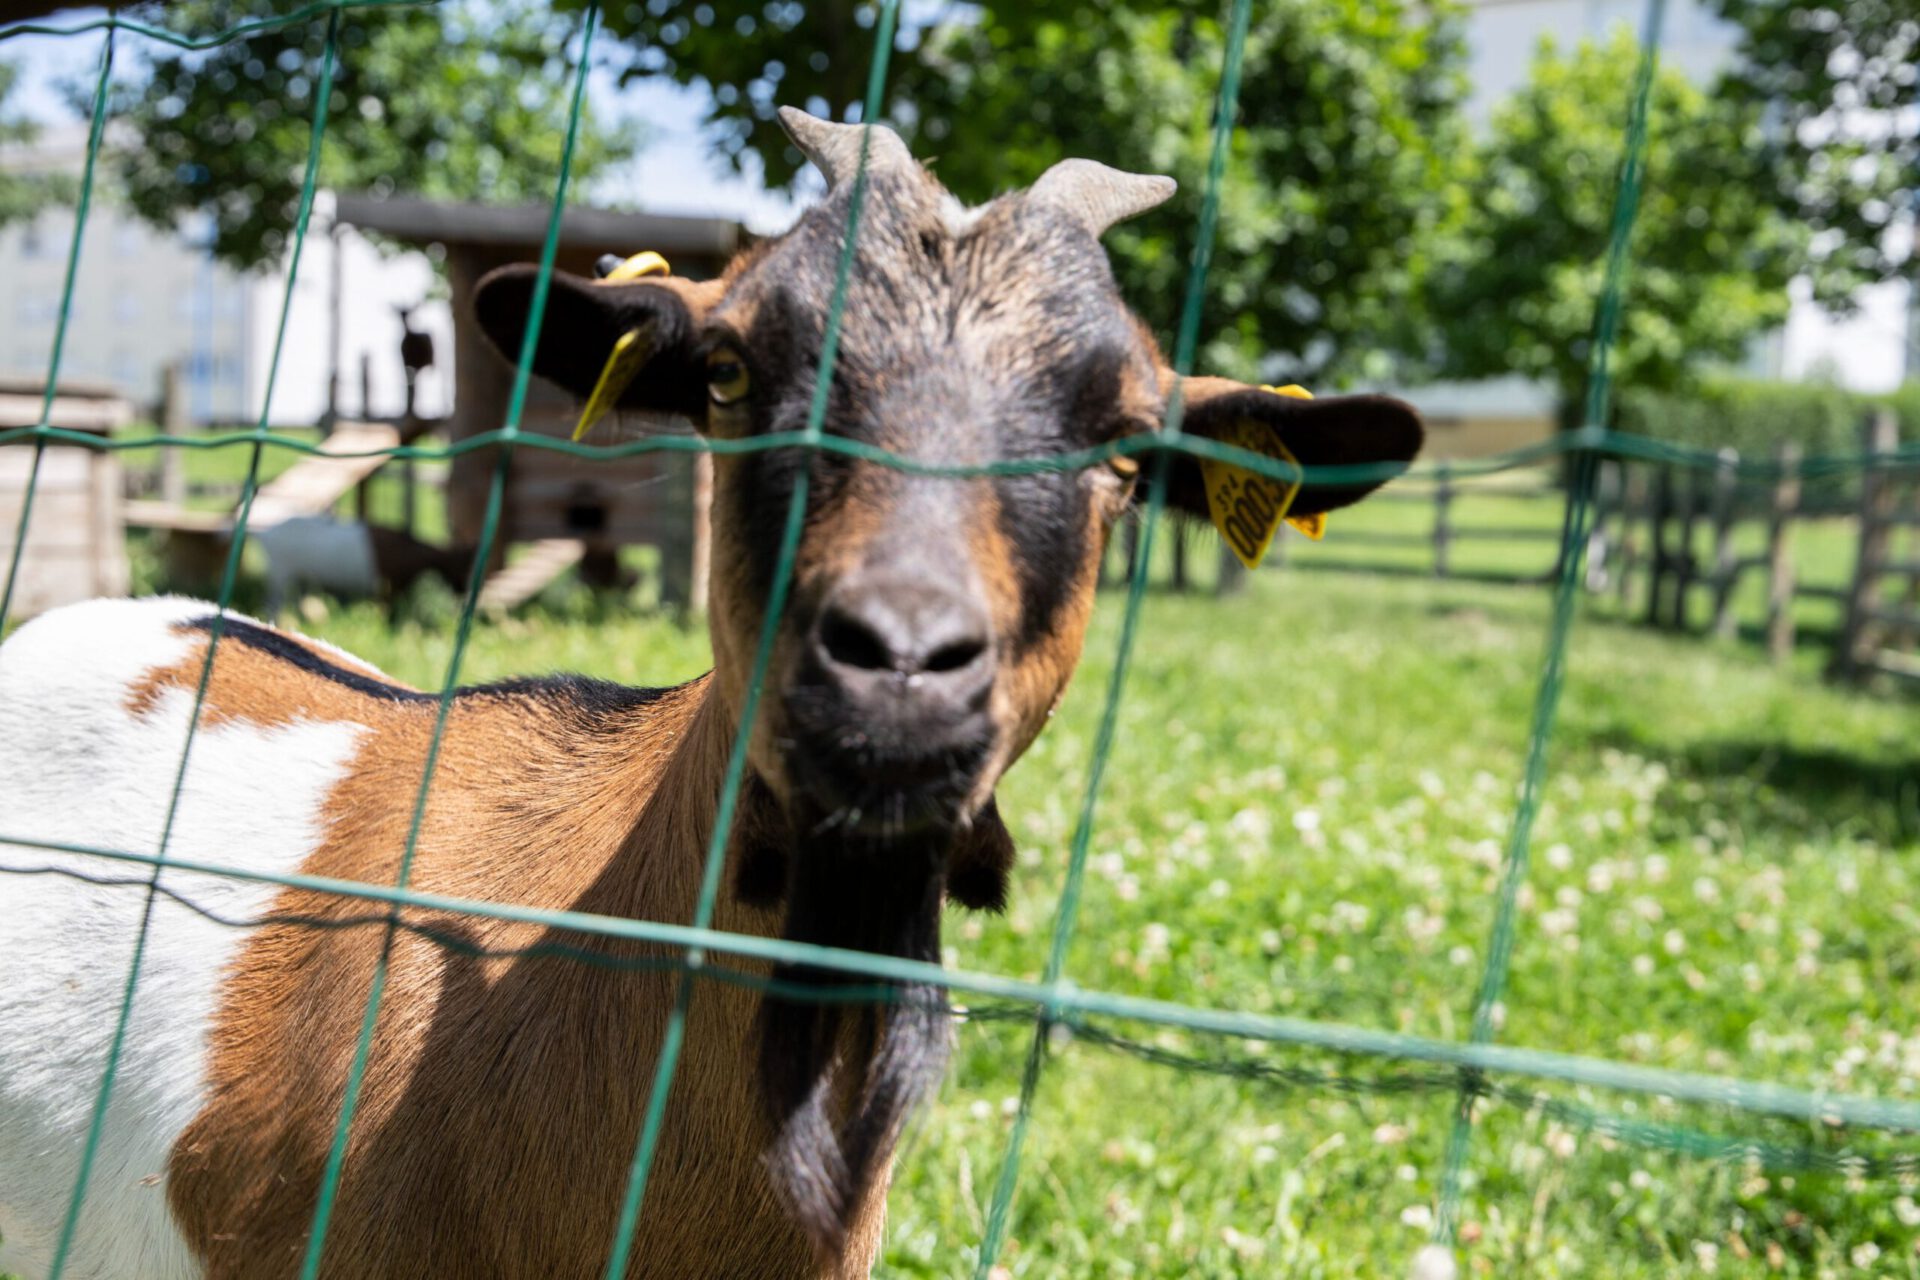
923,636,987,674
819,608,895,672
815,587,993,684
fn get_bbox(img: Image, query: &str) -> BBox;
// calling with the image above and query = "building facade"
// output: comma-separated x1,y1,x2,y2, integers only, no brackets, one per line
0,127,256,421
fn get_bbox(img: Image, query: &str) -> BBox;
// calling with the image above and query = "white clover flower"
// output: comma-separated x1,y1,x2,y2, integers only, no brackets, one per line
1331,900,1371,932
1220,1226,1265,1259
1228,808,1271,841
1409,1244,1457,1280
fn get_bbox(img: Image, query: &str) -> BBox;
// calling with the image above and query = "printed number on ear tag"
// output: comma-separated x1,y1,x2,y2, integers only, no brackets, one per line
572,326,653,442
1200,384,1315,570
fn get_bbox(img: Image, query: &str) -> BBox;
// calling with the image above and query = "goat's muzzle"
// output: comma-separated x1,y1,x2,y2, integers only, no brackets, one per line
785,575,996,837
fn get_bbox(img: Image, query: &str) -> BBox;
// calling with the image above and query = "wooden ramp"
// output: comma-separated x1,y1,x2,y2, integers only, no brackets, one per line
477,538,586,615
249,421,401,526
122,500,230,534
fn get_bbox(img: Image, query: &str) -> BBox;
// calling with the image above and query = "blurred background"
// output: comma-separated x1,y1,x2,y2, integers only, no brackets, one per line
1,1,1916,1276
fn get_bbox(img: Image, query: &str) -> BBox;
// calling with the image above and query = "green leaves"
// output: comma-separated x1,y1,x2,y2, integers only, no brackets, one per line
109,3,633,270
1706,0,1917,305
0,62,76,229
901,1,1474,386
1430,31,1801,422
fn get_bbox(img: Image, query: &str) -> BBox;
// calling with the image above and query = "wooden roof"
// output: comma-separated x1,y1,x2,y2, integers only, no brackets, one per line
0,378,133,435
332,195,743,260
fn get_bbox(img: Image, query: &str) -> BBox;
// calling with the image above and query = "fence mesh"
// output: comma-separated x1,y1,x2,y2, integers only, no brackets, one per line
1,0,1917,1276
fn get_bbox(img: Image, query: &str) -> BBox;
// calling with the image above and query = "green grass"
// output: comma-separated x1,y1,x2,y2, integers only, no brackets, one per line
7,512,1916,1277
259,555,1918,1278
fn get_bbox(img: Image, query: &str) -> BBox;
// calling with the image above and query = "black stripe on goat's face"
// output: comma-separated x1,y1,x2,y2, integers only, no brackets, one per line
706,171,1160,842
473,106,1426,1256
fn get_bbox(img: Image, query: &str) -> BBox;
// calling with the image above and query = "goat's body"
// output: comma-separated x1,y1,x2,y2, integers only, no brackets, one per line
0,597,885,1279
250,518,380,612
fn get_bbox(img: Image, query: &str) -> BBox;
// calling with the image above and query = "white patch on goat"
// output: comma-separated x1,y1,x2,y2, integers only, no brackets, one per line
0,597,362,1280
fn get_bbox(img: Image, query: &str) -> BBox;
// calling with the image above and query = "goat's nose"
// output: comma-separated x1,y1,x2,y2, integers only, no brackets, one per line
814,579,993,702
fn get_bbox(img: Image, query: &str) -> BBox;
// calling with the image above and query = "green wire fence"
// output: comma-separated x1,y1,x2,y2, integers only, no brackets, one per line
0,1,1916,1277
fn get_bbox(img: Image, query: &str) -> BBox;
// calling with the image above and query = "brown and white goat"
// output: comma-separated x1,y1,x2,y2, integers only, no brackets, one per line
0,108,1421,1279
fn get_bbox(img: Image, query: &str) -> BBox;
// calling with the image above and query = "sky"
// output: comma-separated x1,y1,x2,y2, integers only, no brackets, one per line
2,7,800,234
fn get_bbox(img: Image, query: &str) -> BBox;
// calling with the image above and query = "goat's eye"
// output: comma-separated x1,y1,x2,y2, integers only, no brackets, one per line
1109,453,1141,481
707,350,750,406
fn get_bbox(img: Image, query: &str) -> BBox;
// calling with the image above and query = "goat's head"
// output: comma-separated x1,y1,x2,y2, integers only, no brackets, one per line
476,107,1422,1252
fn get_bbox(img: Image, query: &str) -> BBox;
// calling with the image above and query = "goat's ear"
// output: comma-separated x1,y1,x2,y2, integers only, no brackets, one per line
1161,377,1424,519
472,266,723,421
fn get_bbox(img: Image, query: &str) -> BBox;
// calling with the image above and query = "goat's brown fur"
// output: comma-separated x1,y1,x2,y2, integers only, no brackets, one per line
146,618,885,1278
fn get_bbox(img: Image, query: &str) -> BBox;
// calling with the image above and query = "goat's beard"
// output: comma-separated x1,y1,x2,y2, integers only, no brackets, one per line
756,821,951,1256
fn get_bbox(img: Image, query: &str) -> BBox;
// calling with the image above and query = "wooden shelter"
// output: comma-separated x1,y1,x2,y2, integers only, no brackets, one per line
0,378,132,620
332,196,744,609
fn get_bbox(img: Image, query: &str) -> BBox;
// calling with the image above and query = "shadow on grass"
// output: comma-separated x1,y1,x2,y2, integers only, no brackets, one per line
1590,730,1920,848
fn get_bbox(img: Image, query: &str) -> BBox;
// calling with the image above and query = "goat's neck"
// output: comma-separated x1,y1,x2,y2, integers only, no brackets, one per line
569,674,780,946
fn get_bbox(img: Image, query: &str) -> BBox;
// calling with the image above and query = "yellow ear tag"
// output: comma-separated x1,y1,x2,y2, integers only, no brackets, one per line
572,326,652,441
599,250,671,283
571,252,672,441
1200,383,1318,569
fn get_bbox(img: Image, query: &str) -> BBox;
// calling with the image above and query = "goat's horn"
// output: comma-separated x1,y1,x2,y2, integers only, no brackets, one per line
1028,159,1177,237
776,106,912,188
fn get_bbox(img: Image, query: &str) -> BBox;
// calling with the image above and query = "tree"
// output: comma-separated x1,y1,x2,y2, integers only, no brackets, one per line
578,0,967,191
562,1,1470,384
0,62,74,229
901,2,1472,384
1707,0,1917,304
1428,32,1805,424
108,2,633,270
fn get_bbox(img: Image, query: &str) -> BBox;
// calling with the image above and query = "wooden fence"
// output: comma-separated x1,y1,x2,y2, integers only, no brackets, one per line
1107,411,1916,685
1103,469,1569,594
1828,411,1920,682
1583,409,1916,681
